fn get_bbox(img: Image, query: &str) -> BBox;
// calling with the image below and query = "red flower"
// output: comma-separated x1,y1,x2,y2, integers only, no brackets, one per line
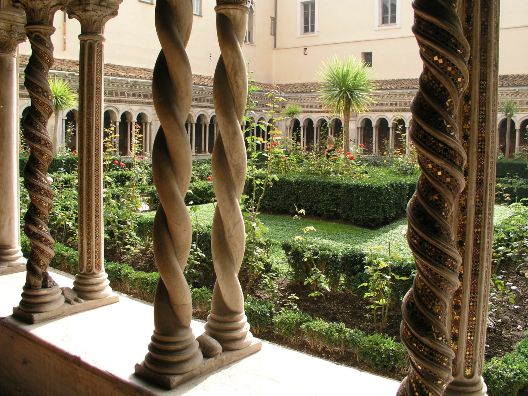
207,176,212,181
120,162,125,168
281,156,287,161
359,143,365,148
348,154,355,161
113,160,119,165
272,141,279,147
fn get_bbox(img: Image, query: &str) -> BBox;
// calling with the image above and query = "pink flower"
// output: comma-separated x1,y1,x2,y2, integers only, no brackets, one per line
113,160,119,165
120,162,125,168
207,176,212,181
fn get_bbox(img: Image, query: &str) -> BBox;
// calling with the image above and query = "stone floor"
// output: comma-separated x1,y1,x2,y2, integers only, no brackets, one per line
0,270,400,395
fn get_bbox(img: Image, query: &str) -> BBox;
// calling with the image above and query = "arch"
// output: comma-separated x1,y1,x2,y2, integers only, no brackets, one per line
376,117,390,155
136,112,149,155
290,118,301,147
359,118,374,154
119,111,133,156
392,117,407,154
208,115,217,154
315,118,329,150
330,118,343,140
497,118,516,157
519,117,528,150
195,114,209,154
103,109,118,152
303,118,315,151
64,109,78,151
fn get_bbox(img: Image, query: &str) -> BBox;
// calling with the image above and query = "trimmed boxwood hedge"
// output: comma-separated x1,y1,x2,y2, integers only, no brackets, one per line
282,238,415,297
484,332,528,396
257,174,416,227
496,160,528,179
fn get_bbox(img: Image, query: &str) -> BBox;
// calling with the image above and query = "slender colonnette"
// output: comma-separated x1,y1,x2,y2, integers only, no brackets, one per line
205,0,252,351
140,0,203,375
398,0,469,395
18,0,65,313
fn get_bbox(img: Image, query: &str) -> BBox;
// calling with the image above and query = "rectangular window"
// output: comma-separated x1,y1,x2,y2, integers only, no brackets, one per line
270,17,276,36
380,0,397,25
301,0,316,34
362,52,373,67
192,0,202,16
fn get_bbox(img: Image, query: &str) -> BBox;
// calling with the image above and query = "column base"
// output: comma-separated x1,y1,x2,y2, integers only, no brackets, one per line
13,287,118,324
0,247,26,275
0,264,26,276
134,337,262,390
445,377,487,396
73,272,113,300
205,312,254,351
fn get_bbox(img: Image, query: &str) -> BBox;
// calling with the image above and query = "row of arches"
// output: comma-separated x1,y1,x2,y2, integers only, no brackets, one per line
497,117,528,157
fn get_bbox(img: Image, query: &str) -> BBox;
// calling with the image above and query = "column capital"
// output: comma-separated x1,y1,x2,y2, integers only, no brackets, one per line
67,0,122,34
18,0,62,25
0,6,25,55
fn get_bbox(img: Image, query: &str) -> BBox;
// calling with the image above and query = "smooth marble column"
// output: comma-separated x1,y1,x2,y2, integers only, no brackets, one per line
0,6,26,274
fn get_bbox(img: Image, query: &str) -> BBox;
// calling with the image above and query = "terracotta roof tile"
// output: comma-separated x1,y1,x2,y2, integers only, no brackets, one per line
18,56,528,92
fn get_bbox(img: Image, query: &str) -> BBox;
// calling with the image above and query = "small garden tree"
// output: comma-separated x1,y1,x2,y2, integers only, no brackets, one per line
49,78,77,154
502,100,519,159
320,57,374,153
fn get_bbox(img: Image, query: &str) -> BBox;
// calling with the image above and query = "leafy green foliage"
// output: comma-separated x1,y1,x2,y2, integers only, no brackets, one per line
49,78,77,112
283,103,301,118
493,203,528,268
484,332,528,396
244,296,275,335
501,100,520,118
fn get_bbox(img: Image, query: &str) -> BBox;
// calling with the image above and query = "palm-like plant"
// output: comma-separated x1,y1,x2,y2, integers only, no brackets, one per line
320,57,374,152
49,78,77,154
502,100,519,159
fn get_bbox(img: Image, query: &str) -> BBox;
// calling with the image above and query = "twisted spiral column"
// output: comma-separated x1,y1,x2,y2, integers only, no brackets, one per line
398,1,469,395
205,0,252,351
18,1,65,314
140,0,202,375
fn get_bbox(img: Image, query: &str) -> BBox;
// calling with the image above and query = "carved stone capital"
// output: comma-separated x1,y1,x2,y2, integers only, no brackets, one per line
217,0,250,5
0,7,26,54
67,0,122,34
18,0,62,26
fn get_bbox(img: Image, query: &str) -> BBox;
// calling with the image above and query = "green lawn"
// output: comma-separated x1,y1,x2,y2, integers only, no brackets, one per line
184,203,514,266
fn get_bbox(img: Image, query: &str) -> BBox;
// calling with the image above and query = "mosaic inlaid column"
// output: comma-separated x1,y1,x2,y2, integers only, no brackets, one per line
205,0,253,351
398,0,470,395
138,0,203,376
447,1,500,395
0,4,26,275
17,0,65,314
68,0,121,300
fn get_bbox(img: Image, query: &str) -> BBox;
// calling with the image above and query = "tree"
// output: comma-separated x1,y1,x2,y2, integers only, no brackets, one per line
502,100,519,159
49,78,77,154
320,57,374,152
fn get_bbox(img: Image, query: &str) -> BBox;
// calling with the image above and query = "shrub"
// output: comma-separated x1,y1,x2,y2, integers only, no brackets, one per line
496,160,528,179
192,286,212,316
496,177,528,204
358,333,407,373
258,174,416,227
273,309,312,339
283,238,366,291
484,332,528,396
301,319,350,351
244,296,275,335
493,203,528,268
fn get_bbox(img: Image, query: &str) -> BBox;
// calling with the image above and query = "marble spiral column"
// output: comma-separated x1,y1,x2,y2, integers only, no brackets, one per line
139,0,203,376
447,1,500,395
17,0,65,314
398,1,469,395
68,0,121,301
205,0,253,351
0,5,26,275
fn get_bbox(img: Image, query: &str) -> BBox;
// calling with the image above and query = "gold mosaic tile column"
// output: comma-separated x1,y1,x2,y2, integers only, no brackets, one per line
447,1,500,395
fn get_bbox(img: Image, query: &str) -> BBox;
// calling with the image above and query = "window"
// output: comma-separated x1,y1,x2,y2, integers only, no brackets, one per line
301,0,316,34
192,0,202,16
270,17,276,36
245,5,255,44
362,52,373,67
380,0,397,25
